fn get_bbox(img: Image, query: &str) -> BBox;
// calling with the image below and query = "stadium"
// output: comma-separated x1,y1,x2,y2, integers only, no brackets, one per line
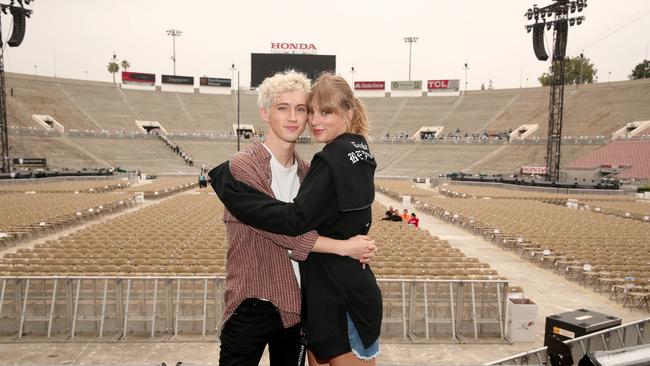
1,1,650,365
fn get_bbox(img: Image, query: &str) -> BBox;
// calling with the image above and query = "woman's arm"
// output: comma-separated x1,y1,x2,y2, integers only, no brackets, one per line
240,224,375,262
211,158,334,236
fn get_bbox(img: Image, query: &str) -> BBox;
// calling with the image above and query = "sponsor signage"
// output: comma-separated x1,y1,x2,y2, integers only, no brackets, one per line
427,79,460,92
521,166,547,175
271,42,317,51
161,74,194,85
13,158,47,166
122,72,155,86
250,53,336,87
199,77,231,87
354,81,385,90
391,80,422,90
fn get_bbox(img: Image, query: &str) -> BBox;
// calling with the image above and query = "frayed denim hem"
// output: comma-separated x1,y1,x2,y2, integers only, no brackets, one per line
347,313,380,361
351,348,380,361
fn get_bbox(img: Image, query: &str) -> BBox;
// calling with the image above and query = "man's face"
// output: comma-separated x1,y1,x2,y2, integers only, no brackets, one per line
260,90,308,144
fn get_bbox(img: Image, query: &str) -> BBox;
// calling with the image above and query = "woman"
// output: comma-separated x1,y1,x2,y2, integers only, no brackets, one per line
213,73,382,365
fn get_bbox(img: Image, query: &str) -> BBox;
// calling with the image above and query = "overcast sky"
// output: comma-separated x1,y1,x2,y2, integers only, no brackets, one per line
3,0,650,90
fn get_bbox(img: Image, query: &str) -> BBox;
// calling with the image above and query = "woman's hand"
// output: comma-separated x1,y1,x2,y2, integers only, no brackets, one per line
339,235,377,267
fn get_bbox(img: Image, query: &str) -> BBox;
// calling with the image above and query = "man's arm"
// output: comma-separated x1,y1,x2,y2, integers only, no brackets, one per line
225,212,375,262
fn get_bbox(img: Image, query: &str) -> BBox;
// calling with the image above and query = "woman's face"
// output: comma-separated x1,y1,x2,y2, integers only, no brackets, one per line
309,102,350,143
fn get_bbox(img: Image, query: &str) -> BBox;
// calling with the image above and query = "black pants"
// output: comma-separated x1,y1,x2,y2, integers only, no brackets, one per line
219,298,301,366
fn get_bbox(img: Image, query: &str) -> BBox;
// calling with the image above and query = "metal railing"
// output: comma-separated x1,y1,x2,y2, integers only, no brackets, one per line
488,318,650,365
0,276,508,342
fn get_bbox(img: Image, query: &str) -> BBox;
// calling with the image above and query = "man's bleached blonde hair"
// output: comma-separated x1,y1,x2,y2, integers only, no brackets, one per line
257,69,311,112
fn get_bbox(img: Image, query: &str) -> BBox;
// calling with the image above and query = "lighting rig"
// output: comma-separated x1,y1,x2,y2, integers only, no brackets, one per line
524,0,587,182
1,0,33,174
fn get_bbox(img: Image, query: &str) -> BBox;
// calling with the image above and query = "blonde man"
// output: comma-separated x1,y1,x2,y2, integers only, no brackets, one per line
211,70,375,366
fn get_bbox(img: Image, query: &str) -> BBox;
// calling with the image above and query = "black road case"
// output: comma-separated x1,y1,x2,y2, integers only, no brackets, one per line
544,308,621,346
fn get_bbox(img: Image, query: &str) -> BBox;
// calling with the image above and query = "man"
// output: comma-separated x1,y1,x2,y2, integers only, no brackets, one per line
210,70,375,366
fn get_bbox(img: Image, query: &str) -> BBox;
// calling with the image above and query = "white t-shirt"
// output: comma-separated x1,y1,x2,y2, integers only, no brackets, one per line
263,144,302,287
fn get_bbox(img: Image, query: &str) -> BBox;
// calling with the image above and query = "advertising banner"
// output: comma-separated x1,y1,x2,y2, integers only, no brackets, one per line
122,72,155,86
427,79,460,92
251,53,336,87
13,158,47,167
521,166,547,175
199,77,231,87
390,80,422,90
354,81,385,90
161,74,194,85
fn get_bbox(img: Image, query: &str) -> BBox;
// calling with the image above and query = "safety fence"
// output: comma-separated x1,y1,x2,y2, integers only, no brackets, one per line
488,318,650,365
0,277,508,342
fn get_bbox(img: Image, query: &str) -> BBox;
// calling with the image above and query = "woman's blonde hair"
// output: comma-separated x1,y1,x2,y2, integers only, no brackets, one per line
308,73,370,138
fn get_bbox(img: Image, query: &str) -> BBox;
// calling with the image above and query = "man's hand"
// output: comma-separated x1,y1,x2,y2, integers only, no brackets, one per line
339,235,377,266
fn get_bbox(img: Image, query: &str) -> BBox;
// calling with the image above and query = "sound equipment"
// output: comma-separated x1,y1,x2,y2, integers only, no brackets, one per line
533,23,549,61
544,309,621,346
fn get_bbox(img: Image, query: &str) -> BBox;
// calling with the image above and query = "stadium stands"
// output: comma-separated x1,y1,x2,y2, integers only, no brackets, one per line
375,179,435,197
121,89,194,132
12,73,650,178
567,140,650,180
58,82,139,132
371,143,504,177
0,189,500,281
465,143,604,174
8,74,650,140
437,91,519,135
0,191,509,340
69,137,195,173
176,92,236,133
370,204,502,280
0,178,127,193
438,183,636,201
124,176,198,198
6,75,98,130
9,135,106,168
377,182,649,312
415,195,650,310
0,192,225,276
0,192,136,248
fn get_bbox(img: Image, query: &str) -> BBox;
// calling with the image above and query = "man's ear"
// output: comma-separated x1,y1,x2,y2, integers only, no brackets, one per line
259,106,269,122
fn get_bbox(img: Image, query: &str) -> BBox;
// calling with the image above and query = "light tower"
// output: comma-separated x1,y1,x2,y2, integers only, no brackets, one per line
166,29,182,75
403,37,418,81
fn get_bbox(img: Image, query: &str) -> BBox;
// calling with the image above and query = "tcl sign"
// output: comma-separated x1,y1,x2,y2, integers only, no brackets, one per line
427,79,460,92
428,80,449,89
271,42,317,51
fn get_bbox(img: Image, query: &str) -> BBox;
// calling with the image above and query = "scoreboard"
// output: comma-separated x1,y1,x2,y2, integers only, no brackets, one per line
251,53,336,88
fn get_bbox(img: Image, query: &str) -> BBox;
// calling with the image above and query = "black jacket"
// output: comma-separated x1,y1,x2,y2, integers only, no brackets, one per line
210,133,382,359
